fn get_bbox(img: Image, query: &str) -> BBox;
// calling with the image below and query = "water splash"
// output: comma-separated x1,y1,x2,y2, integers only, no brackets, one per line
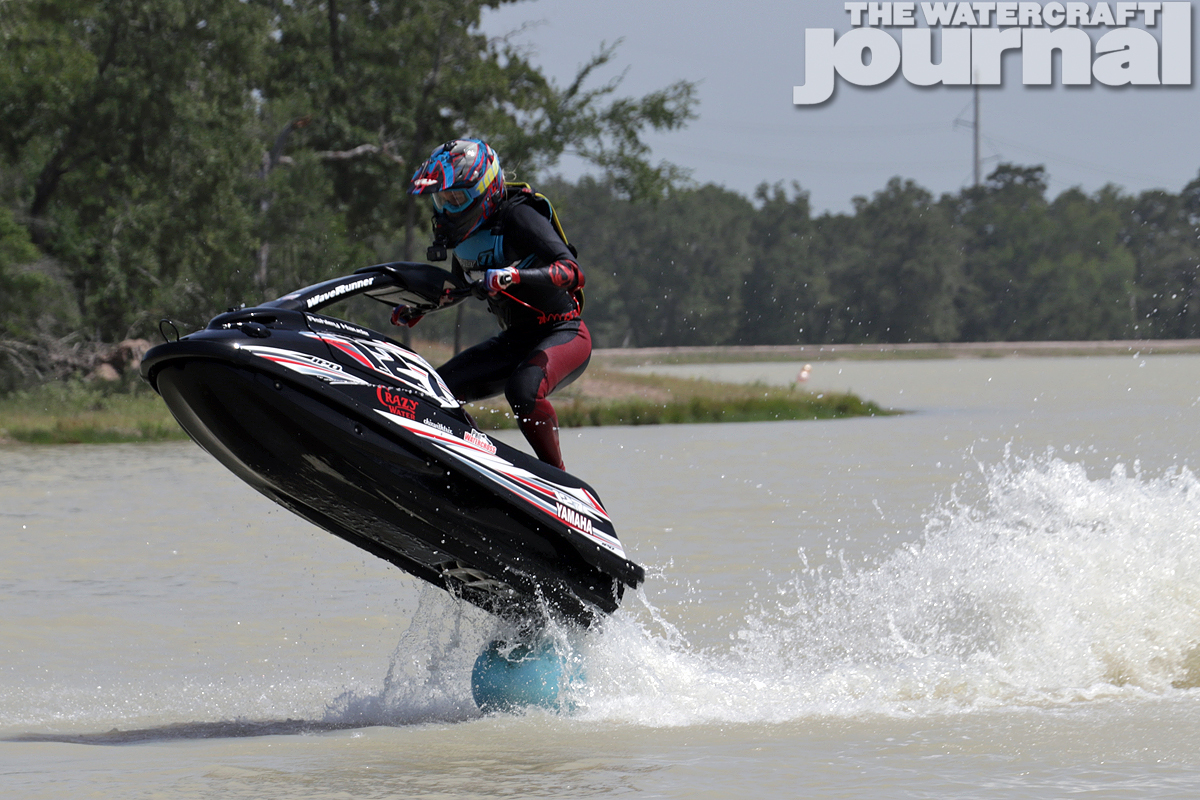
324,586,488,725
324,585,592,725
559,451,1200,725
26,449,1196,737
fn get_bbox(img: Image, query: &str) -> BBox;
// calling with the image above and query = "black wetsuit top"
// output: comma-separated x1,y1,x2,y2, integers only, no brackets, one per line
447,198,584,330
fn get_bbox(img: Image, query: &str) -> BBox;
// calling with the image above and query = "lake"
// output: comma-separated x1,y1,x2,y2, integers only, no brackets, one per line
3,353,1200,798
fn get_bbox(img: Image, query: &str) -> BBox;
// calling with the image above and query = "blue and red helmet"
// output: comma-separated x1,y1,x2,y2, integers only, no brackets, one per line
409,139,504,244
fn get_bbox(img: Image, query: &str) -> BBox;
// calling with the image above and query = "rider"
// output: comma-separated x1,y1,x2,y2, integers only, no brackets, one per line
397,138,589,471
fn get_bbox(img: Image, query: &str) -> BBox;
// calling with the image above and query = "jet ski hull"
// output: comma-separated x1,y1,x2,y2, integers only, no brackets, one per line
142,276,643,626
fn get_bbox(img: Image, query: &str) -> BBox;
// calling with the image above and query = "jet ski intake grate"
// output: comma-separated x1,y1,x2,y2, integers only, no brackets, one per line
439,562,513,595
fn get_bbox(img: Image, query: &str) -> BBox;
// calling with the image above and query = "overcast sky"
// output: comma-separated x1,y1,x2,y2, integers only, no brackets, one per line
479,1,1200,214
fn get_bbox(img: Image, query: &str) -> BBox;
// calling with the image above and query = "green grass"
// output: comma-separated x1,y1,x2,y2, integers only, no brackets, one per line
466,368,892,430
555,392,885,427
0,380,186,444
1,365,890,445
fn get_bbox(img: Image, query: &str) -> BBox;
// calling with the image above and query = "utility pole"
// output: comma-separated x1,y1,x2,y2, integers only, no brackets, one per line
954,73,984,189
973,79,981,187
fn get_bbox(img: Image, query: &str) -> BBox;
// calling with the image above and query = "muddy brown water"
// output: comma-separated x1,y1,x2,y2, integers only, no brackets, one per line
3,354,1200,798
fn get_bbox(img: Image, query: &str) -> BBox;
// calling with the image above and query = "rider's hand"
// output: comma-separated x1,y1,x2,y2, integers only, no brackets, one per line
390,305,424,328
483,267,520,295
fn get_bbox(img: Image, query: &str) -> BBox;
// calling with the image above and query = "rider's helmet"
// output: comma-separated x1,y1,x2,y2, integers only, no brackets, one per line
409,139,504,245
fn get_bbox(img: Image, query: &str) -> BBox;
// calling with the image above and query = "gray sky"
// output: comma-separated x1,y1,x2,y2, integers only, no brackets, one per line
480,1,1200,214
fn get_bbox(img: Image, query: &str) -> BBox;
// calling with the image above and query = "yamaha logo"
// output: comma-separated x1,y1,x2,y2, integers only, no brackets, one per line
556,503,594,536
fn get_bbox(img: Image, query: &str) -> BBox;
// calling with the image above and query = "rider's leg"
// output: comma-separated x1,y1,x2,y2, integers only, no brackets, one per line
505,322,592,470
437,333,522,401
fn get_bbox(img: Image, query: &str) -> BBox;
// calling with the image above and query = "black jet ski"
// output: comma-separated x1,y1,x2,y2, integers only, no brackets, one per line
141,262,644,627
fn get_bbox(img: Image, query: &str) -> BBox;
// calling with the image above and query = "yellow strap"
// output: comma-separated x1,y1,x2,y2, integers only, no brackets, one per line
506,183,571,248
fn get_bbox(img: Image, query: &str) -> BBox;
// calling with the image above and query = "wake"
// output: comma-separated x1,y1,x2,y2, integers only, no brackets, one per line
564,450,1200,725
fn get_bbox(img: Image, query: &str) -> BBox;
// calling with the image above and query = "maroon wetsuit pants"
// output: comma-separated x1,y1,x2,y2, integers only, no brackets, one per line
437,320,591,470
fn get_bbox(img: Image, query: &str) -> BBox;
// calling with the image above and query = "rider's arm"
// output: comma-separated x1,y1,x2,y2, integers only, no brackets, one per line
501,203,585,291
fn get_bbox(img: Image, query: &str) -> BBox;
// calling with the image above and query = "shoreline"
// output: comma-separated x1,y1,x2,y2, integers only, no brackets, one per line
5,338,1197,445
0,366,887,445
591,339,1200,366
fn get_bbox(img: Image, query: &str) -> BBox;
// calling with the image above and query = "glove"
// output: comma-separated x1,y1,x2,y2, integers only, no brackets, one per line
390,305,424,328
483,267,520,295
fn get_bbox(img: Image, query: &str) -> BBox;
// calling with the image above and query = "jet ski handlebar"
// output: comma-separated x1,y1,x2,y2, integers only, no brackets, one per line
263,262,470,314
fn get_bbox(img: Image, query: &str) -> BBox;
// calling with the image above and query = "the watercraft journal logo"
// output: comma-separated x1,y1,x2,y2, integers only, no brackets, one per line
794,2,1194,104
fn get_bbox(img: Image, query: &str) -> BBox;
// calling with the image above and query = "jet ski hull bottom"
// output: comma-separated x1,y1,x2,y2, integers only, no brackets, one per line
154,358,625,626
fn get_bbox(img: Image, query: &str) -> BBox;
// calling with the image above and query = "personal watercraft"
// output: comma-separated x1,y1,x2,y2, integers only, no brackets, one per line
141,262,644,627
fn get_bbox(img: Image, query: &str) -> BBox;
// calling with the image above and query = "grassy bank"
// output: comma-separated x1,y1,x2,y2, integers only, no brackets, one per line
465,366,888,429
0,380,187,445
0,362,887,445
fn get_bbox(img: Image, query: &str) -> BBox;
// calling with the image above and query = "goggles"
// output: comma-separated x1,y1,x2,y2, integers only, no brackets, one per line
432,189,477,214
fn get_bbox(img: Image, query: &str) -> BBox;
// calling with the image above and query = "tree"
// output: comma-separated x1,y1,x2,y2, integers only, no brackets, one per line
1026,186,1134,340
1122,173,1200,338
1,0,270,337
0,0,698,356
256,3,696,276
736,182,835,345
0,207,44,338
0,206,78,390
946,164,1053,340
547,178,753,347
833,178,963,343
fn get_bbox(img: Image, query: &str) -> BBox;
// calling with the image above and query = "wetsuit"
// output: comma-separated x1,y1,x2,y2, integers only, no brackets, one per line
437,195,589,470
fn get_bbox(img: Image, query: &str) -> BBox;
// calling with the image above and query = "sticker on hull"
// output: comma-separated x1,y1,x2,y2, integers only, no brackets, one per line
374,409,625,559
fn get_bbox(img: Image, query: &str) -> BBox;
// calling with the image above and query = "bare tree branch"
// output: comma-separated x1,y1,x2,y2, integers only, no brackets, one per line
317,139,405,166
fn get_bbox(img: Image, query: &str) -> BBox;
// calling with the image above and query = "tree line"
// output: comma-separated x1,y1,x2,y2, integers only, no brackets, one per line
546,164,1200,349
3,2,1200,391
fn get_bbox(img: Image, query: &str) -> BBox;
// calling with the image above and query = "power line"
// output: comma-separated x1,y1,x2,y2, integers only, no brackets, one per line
952,75,983,187
981,132,1183,187
952,82,981,187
